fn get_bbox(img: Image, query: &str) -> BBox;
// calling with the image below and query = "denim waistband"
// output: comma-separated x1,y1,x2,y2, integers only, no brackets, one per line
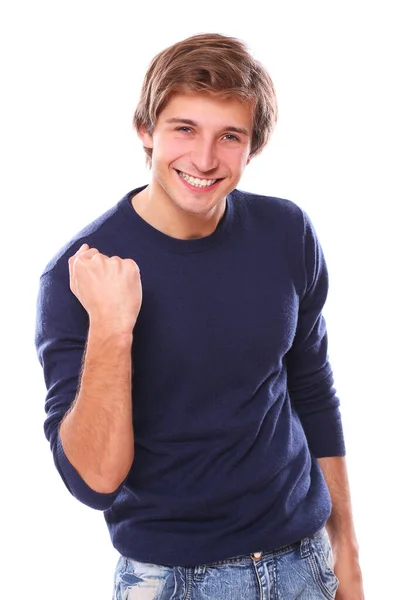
202,527,326,567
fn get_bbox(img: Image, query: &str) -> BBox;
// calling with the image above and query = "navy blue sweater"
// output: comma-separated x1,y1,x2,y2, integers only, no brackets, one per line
35,186,346,566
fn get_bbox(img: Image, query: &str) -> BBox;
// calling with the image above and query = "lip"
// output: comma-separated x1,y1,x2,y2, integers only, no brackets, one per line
174,169,223,193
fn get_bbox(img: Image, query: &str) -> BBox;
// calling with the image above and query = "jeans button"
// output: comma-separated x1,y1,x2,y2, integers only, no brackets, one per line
251,551,263,561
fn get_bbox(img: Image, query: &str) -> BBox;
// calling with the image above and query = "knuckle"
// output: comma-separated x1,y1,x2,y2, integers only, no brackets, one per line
127,258,139,270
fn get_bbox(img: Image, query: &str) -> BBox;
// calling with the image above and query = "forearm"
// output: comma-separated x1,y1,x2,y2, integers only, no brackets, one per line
317,456,359,555
60,325,134,494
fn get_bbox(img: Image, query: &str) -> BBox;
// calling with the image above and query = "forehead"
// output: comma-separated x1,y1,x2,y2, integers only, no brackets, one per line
157,92,254,130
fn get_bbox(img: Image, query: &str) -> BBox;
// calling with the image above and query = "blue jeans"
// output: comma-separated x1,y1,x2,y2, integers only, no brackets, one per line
112,528,338,599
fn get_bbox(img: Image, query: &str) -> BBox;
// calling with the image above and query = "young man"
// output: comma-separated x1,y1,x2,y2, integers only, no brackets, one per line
35,33,364,599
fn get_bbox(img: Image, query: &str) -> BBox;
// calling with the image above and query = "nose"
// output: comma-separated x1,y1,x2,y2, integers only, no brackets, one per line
190,138,219,174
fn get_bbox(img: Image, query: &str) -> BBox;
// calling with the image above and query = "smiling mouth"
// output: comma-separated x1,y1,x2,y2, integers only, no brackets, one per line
176,170,223,188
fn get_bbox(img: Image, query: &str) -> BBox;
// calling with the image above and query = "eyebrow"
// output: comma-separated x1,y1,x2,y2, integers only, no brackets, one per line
165,118,250,137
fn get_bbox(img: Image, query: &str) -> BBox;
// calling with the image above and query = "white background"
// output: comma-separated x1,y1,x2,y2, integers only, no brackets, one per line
1,0,398,597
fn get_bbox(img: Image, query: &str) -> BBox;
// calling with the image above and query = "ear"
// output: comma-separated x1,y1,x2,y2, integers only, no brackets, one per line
138,124,154,149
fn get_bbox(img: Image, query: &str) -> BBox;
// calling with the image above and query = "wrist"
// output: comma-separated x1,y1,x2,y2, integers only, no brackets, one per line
88,321,134,344
326,527,360,558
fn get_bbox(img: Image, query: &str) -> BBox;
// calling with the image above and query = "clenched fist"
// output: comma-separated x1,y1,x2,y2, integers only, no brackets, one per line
68,243,142,333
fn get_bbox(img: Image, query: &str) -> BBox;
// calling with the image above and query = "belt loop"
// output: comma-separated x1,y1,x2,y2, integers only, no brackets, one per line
300,536,311,558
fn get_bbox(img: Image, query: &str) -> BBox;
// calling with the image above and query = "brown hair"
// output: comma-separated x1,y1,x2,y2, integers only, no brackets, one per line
133,33,278,167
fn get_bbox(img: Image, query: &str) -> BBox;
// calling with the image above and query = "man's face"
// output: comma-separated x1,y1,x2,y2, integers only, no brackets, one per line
139,92,253,217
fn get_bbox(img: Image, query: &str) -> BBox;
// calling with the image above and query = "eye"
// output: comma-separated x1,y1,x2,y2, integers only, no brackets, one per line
223,134,240,142
176,126,193,133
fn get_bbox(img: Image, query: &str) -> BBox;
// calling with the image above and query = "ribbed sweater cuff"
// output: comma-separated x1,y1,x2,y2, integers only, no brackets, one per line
301,408,346,457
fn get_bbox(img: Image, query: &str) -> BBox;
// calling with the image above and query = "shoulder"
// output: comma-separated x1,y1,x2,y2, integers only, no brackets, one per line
230,188,308,234
40,188,141,278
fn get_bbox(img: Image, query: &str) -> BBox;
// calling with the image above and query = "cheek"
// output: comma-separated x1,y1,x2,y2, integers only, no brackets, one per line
153,136,189,163
222,149,250,173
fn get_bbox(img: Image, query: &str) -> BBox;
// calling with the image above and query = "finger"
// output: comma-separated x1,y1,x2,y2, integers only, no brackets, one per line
68,244,93,293
70,248,99,266
68,253,73,287
68,251,77,291
68,243,89,264
80,248,99,260
69,247,99,278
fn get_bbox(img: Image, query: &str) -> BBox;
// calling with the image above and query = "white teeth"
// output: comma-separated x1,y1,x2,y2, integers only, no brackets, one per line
178,171,217,188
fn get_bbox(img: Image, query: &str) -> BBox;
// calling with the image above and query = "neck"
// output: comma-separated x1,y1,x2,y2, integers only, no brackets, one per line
131,182,226,240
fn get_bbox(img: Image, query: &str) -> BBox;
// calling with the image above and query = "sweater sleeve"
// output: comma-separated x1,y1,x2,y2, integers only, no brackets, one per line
34,262,123,510
286,212,346,458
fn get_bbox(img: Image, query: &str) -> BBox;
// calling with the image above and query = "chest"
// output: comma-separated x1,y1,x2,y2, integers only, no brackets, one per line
133,244,299,375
